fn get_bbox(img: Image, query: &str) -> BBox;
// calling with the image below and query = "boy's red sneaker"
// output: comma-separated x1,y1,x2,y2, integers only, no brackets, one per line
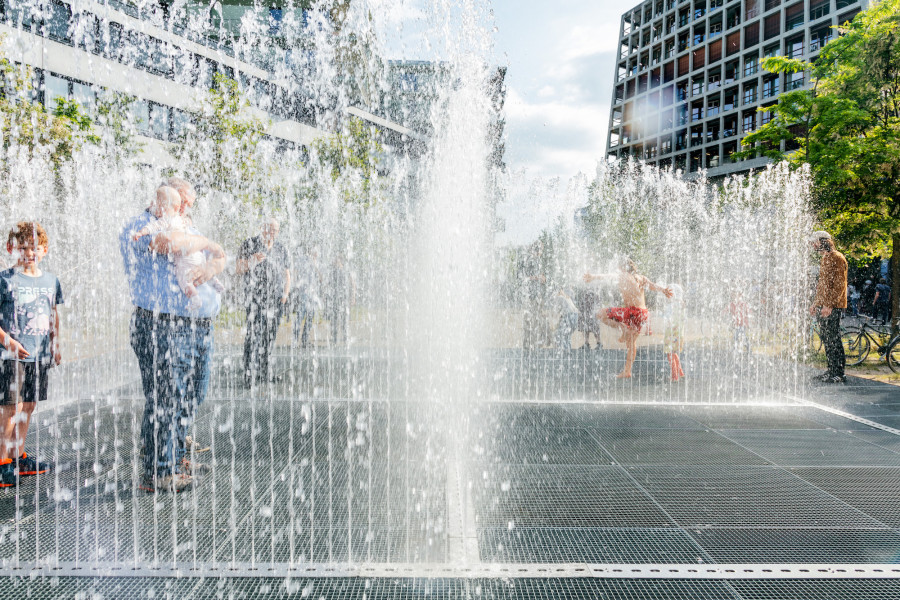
16,453,50,476
0,458,16,487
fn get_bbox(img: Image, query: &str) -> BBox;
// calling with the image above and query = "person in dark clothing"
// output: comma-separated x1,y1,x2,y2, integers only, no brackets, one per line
808,231,848,384
860,280,876,317
874,278,892,325
236,219,290,386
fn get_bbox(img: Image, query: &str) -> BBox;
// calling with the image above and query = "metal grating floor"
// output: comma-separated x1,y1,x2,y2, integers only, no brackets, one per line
2,352,900,597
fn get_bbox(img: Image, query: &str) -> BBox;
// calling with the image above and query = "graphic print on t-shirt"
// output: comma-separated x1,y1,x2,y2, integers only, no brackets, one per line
0,269,64,363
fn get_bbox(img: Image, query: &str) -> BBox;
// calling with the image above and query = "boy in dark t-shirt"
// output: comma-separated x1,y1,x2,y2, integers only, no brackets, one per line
0,222,64,486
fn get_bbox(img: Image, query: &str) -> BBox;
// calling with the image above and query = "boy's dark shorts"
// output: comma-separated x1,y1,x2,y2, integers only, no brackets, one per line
0,361,49,405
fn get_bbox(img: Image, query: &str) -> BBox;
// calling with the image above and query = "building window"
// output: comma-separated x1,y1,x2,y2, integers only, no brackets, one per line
676,80,689,101
742,112,756,133
724,87,738,111
743,83,757,104
723,115,738,137
810,27,832,52
661,136,673,154
694,1,706,20
71,81,94,110
693,25,705,46
745,0,759,19
691,76,704,96
809,0,830,21
149,103,170,140
787,36,804,59
691,102,704,121
785,2,804,31
708,69,722,90
760,107,775,125
709,0,723,11
709,21,723,39
132,100,150,134
666,15,676,35
707,95,721,116
764,13,781,40
724,60,739,84
665,39,676,58
764,43,780,58
677,104,689,125
744,56,758,77
726,6,741,29
765,0,781,11
679,8,690,27
744,22,760,48
43,73,69,111
762,76,779,98
786,71,805,90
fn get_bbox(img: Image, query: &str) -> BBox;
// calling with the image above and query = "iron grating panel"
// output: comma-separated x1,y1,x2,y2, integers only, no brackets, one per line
471,465,676,528
717,429,900,467
626,466,887,529
789,467,900,528
478,527,712,564
596,429,771,466
687,529,900,564
471,427,615,466
678,406,828,430
730,578,900,600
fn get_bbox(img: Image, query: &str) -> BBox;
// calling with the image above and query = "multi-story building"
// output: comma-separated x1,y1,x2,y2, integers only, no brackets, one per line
0,0,413,166
605,0,868,178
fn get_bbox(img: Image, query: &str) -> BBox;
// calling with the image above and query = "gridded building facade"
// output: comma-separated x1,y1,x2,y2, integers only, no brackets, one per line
606,0,868,177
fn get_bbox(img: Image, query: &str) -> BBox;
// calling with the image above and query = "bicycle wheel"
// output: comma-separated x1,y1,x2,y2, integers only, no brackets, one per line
843,329,870,366
887,337,900,373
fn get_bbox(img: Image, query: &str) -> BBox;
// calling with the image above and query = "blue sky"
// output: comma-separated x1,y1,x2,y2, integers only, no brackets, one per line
371,0,623,181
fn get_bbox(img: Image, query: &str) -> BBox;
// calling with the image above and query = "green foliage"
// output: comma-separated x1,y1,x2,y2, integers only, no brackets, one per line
735,0,900,257
0,43,99,168
94,92,143,162
310,116,383,206
170,73,269,205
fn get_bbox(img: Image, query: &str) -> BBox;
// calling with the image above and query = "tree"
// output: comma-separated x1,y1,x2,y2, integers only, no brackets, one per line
309,115,383,206
170,72,269,204
0,42,98,170
736,0,900,331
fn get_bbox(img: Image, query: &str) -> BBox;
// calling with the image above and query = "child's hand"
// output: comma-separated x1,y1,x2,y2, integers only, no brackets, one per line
2,336,29,360
52,348,62,366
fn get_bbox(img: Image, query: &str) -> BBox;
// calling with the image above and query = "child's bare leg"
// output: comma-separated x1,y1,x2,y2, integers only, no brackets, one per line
0,404,17,462
0,402,34,461
598,313,627,343
12,402,34,458
617,330,638,378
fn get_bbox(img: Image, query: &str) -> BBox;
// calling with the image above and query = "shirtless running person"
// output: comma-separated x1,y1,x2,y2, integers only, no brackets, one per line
584,258,673,379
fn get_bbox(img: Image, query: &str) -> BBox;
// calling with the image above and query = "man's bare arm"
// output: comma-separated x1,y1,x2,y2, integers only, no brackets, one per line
186,242,226,286
149,231,211,256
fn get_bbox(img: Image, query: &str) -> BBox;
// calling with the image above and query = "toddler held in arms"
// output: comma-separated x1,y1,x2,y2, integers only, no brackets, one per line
133,185,224,310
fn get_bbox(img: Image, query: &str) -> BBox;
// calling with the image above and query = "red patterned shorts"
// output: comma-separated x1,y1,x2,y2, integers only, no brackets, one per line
605,307,649,332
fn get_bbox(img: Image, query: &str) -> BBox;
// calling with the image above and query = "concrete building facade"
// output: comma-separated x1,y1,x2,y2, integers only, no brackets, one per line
0,0,415,167
605,0,868,178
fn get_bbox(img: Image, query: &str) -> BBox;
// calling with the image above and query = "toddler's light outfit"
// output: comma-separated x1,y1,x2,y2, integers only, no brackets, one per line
135,215,225,310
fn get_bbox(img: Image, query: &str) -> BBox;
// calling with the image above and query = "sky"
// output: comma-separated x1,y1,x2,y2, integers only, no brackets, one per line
368,0,624,243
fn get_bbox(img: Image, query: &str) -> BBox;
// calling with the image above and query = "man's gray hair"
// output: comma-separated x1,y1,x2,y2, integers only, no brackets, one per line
166,176,194,195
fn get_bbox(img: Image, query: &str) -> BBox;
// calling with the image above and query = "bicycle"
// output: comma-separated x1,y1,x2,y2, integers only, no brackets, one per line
843,319,900,372
809,318,856,357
